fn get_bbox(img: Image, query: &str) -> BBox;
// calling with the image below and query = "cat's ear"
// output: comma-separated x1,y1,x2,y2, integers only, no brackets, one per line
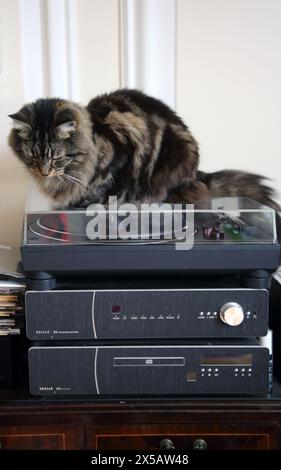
55,120,77,140
8,113,31,139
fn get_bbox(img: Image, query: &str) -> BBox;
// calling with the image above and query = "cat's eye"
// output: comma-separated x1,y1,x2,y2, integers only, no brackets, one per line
64,121,76,129
65,152,81,158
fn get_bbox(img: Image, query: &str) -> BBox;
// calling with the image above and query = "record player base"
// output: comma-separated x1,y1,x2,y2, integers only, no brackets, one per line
1,394,281,450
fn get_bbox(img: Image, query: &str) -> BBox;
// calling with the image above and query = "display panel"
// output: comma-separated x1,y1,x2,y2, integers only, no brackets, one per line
200,353,252,366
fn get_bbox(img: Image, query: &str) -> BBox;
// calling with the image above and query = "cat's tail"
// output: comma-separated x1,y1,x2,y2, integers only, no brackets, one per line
197,169,280,211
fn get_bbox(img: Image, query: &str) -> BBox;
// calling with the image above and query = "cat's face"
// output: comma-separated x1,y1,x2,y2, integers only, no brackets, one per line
8,98,83,179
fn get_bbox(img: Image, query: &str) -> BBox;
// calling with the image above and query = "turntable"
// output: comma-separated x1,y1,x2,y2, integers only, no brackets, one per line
21,197,280,290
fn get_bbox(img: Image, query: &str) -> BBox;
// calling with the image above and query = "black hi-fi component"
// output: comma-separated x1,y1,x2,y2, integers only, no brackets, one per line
22,198,280,291
29,340,269,397
22,198,278,397
25,288,268,340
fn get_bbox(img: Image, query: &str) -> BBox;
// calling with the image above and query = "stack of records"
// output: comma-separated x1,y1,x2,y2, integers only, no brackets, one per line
0,280,25,336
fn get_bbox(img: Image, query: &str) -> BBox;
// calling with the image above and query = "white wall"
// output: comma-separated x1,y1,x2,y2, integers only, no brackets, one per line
0,0,28,247
176,0,281,201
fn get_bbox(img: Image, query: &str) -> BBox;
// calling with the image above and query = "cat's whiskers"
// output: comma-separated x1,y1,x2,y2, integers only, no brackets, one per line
63,173,96,196
65,175,89,190
13,164,30,173
62,174,89,193
67,174,87,184
69,173,90,186
13,167,28,173
62,173,83,186
69,170,88,179
63,159,73,169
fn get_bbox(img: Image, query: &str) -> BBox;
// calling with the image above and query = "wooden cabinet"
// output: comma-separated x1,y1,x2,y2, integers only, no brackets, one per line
1,396,281,450
84,404,281,450
86,423,274,450
0,424,75,450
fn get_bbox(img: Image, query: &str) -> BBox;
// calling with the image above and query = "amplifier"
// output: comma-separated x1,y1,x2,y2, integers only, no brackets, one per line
25,289,268,340
29,340,269,397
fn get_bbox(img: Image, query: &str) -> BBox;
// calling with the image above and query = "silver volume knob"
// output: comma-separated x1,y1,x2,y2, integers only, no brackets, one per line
220,302,244,326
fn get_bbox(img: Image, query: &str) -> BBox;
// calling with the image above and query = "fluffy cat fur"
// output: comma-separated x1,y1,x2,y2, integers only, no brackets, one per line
8,89,279,210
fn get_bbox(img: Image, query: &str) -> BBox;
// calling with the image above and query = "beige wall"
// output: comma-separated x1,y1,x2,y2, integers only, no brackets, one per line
176,0,281,203
0,0,28,247
77,0,121,104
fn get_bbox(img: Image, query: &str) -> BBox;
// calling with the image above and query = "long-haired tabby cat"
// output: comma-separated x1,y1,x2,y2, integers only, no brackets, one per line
8,88,279,210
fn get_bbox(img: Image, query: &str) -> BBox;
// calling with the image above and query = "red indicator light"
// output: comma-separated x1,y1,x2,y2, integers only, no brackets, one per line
112,304,121,313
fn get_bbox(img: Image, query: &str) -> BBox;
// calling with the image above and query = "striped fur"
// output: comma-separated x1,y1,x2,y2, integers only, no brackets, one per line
8,89,279,210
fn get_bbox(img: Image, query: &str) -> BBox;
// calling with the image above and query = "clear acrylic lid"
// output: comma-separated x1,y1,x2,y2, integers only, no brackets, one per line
23,197,278,246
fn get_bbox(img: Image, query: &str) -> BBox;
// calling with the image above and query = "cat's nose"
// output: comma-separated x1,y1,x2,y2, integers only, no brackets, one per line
39,163,51,176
